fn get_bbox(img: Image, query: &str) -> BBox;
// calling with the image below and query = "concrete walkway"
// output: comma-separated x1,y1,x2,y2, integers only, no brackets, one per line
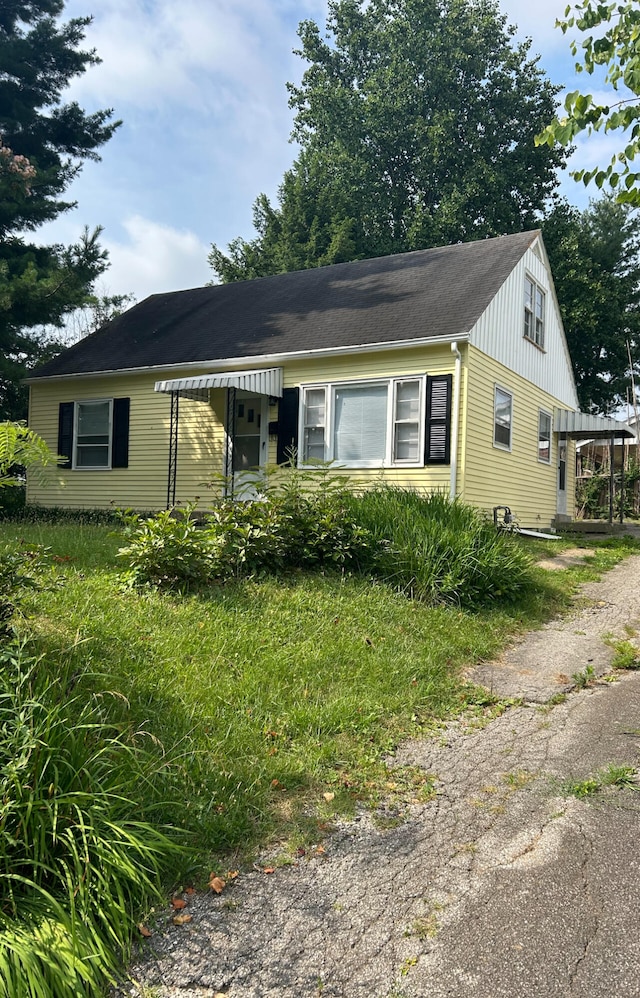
121,556,640,998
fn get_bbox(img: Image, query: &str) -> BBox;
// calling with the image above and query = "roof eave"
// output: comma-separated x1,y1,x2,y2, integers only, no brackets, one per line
25,332,471,384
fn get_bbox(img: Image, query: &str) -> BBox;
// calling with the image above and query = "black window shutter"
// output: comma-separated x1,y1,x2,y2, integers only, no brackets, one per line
425,374,452,464
57,402,74,468
276,388,300,465
112,397,130,468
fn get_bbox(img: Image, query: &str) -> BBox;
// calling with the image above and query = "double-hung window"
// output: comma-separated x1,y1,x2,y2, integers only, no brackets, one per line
57,398,130,470
493,385,513,451
300,377,428,467
75,400,112,468
524,276,545,348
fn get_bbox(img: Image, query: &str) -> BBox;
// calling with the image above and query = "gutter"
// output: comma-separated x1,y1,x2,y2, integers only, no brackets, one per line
450,341,463,500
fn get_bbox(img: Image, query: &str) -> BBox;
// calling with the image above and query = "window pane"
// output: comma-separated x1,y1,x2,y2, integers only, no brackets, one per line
304,426,325,461
538,412,551,462
494,388,512,448
76,445,109,467
233,435,261,471
334,384,387,462
395,381,420,421
394,423,419,461
524,277,534,310
304,389,326,427
77,401,109,438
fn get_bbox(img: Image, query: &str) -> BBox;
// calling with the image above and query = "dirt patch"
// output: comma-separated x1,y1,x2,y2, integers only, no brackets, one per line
536,547,595,571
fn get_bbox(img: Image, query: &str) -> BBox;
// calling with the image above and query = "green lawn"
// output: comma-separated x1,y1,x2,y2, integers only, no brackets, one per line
1,520,636,868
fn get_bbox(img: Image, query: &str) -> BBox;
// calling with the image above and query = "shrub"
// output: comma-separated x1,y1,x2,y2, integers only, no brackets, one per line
118,506,218,588
0,641,181,997
119,470,377,588
0,483,25,518
117,479,533,609
347,487,533,608
4,505,131,526
0,547,45,636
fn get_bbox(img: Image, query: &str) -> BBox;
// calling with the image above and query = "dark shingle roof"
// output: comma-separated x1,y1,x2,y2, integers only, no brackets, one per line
32,231,538,379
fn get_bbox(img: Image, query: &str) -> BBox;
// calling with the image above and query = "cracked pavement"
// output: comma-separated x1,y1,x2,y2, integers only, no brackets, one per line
120,555,640,998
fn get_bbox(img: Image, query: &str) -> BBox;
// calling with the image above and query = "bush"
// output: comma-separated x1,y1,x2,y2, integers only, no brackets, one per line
347,487,533,608
118,479,532,610
118,469,377,588
0,641,181,998
4,504,130,526
0,483,25,518
0,547,45,636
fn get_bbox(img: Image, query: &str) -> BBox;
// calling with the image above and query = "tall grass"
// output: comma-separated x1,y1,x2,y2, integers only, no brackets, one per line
349,488,533,606
0,641,182,998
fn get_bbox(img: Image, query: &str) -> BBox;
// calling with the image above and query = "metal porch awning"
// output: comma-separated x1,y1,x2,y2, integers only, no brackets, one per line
554,410,635,440
154,367,283,401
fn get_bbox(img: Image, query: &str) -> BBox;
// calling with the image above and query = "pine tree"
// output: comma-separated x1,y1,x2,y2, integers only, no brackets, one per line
0,1,120,419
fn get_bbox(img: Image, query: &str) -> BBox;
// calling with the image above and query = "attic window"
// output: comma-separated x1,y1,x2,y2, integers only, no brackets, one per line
524,276,545,348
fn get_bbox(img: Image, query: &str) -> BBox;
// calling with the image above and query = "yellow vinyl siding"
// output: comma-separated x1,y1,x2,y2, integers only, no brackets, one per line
461,345,575,527
28,371,224,509
28,344,459,508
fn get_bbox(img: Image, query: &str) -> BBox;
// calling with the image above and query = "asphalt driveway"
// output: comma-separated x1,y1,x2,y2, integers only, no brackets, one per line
120,554,640,998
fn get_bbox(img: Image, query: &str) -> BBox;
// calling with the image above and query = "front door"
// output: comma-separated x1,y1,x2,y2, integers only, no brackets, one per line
557,439,567,517
230,393,268,497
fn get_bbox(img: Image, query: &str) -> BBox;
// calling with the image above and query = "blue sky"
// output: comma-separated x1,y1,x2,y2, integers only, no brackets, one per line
42,0,620,305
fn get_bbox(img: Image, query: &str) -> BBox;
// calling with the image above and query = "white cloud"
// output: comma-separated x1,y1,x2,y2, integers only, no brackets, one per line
498,0,571,50
64,0,324,114
101,215,211,301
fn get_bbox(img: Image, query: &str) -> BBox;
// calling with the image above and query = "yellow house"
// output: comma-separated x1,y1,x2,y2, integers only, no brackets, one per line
27,230,628,529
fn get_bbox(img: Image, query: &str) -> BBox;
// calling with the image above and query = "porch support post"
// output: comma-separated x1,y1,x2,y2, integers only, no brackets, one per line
167,390,179,509
224,386,237,499
609,433,615,525
620,434,626,524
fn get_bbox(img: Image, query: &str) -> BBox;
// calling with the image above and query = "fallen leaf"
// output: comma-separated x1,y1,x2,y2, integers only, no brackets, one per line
271,778,280,788
171,898,187,910
226,869,239,881
315,845,326,855
138,924,152,938
185,886,196,895
323,792,335,802
209,875,226,894
172,913,192,925
295,847,306,857
263,866,276,874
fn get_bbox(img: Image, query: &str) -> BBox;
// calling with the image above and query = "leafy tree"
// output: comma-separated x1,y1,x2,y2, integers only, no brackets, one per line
60,289,136,345
536,1,640,204
0,420,57,488
542,197,640,413
0,1,120,420
210,0,567,283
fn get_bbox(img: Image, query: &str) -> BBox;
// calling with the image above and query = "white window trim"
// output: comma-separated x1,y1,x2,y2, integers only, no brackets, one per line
299,375,426,468
538,408,552,464
524,273,546,350
493,384,513,453
72,398,113,471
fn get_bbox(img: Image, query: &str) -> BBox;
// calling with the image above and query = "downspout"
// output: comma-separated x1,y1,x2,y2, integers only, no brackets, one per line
450,341,462,500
